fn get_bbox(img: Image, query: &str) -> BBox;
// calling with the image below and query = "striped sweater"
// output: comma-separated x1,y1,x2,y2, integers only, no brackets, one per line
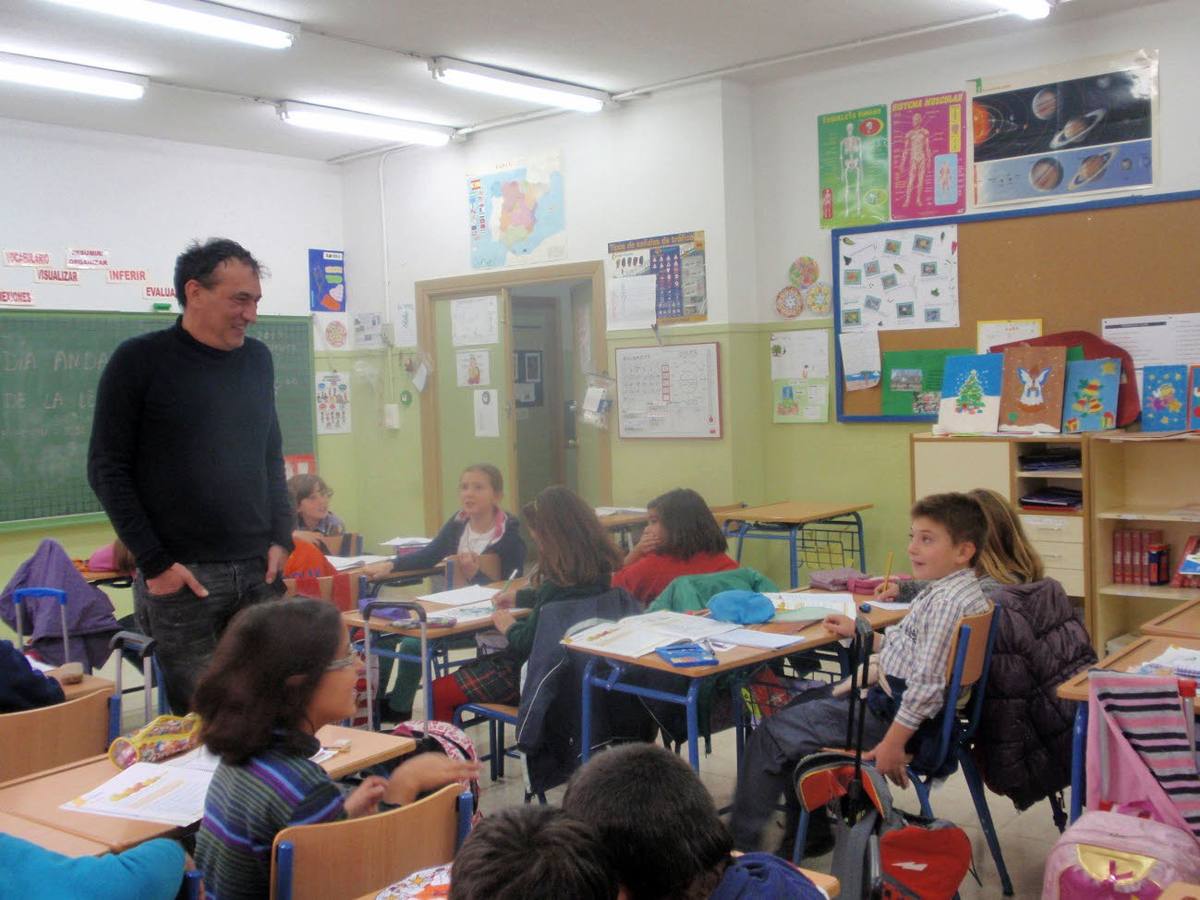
195,732,345,899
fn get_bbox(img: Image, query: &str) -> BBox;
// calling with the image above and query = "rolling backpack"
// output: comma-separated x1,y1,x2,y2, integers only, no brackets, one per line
792,618,973,899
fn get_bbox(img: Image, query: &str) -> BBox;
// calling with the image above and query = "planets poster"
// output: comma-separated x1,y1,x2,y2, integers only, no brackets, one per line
818,105,889,229
890,91,967,220
970,53,1157,207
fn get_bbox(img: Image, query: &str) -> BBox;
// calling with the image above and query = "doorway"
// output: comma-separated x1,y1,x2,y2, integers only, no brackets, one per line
414,263,609,536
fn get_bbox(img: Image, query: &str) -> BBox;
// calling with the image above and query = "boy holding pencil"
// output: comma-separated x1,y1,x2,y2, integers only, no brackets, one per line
730,493,990,854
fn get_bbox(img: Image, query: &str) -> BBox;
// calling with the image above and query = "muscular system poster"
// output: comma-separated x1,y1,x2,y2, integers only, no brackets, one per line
890,92,967,220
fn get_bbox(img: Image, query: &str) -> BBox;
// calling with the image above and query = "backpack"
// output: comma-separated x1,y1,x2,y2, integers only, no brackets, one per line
1041,808,1200,898
390,719,483,822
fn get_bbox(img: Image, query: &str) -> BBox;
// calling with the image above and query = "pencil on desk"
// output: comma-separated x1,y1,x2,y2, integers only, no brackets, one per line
882,551,894,592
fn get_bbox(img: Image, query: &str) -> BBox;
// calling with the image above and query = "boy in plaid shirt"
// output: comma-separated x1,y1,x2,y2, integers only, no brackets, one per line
731,492,990,853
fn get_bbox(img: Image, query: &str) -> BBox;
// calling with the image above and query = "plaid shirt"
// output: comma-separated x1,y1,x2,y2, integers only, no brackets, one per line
878,566,988,731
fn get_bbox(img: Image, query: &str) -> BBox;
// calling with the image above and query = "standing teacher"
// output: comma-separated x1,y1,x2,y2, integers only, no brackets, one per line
88,238,293,714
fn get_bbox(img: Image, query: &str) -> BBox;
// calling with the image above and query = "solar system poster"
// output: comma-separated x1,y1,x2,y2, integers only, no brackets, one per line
818,105,889,229
890,91,967,220
970,55,1157,207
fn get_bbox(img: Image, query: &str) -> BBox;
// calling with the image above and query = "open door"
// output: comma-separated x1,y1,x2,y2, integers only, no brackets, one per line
430,291,518,524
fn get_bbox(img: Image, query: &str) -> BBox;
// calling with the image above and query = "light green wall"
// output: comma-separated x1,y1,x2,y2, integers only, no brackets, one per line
0,327,921,622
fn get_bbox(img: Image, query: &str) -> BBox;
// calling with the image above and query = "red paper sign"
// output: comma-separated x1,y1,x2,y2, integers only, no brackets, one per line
4,250,51,267
35,269,79,284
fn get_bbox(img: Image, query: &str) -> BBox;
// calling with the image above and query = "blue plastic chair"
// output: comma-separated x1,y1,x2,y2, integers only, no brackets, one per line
272,784,473,900
454,702,547,804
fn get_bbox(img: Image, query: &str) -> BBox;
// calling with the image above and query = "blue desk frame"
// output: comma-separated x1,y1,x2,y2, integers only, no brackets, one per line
725,511,868,588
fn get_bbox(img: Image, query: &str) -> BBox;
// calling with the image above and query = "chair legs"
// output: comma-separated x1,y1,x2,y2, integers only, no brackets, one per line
957,752,1014,897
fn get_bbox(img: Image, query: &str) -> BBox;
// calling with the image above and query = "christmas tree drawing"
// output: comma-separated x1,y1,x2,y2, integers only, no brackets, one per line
955,369,986,415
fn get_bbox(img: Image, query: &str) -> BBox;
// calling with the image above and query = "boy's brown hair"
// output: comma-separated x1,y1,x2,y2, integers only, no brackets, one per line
910,492,988,566
521,486,623,587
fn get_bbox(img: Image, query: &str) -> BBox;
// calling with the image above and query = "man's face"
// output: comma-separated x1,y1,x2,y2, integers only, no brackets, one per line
183,259,261,350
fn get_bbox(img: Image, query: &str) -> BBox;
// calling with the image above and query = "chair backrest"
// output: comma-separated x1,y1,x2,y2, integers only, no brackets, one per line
317,532,364,557
945,601,995,687
271,783,466,900
0,688,110,783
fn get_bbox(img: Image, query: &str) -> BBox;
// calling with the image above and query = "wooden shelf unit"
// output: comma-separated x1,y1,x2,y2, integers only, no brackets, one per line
1088,432,1200,651
910,432,1089,615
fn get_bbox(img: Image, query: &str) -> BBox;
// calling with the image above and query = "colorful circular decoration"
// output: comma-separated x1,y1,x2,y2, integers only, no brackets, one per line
788,256,819,289
806,282,832,316
775,286,804,319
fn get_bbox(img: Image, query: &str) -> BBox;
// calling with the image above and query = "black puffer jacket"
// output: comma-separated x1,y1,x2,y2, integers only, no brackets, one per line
972,578,1096,810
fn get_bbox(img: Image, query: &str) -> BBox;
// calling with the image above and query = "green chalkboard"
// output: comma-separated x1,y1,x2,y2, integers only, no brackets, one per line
0,311,314,525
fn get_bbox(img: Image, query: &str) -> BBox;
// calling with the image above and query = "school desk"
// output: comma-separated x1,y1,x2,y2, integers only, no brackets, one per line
59,673,115,703
573,603,906,772
345,580,531,728
597,509,649,549
353,866,841,899
712,501,873,589
0,809,110,857
1057,634,1200,823
1141,597,1200,640
0,725,415,852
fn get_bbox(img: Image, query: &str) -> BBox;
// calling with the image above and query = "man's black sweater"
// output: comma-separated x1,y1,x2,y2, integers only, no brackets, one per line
87,319,293,578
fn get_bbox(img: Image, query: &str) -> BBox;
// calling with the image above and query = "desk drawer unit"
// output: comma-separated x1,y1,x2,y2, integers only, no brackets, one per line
1021,514,1085,595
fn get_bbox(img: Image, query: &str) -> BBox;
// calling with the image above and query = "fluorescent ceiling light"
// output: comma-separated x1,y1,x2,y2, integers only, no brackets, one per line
997,0,1053,19
278,102,453,147
43,0,298,49
0,51,147,99
431,58,610,113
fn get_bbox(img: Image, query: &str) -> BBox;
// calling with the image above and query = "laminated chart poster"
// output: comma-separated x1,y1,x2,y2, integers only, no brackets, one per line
970,53,1156,207
468,152,566,268
309,249,346,312
315,371,351,435
818,105,889,229
609,232,708,323
890,91,967,220
837,226,959,332
615,343,721,439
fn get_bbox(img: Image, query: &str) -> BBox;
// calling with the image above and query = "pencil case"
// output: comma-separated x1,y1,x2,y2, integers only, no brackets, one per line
109,713,202,769
847,574,913,596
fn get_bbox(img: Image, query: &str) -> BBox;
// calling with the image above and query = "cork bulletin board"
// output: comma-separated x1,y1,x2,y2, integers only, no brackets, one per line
832,189,1200,422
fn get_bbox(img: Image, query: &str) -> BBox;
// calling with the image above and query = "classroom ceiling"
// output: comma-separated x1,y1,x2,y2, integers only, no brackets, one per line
0,0,1165,162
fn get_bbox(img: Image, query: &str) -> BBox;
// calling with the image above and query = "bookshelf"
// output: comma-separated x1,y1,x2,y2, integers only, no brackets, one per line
1088,432,1200,652
910,432,1089,608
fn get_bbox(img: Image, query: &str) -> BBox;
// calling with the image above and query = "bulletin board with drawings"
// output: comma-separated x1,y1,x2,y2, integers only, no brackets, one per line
615,342,722,439
833,189,1200,422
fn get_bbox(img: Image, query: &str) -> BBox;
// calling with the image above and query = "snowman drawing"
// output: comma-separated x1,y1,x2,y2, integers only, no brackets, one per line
1018,367,1050,409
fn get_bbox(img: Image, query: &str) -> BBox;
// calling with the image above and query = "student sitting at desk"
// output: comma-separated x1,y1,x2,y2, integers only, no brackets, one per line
288,474,345,547
363,463,526,724
429,485,617,724
874,488,1043,603
193,597,478,899
0,834,188,900
0,640,66,712
612,487,738,606
730,492,990,855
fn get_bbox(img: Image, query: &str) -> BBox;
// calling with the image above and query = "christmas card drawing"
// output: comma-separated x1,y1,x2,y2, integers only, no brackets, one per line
934,353,1003,435
997,345,1066,433
1188,366,1200,431
1141,365,1187,431
1061,358,1120,433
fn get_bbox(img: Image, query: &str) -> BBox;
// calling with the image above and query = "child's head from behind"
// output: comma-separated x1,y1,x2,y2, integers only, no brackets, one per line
460,464,503,516
646,488,727,559
522,486,623,587
449,805,617,900
562,743,732,900
194,598,361,764
968,488,1044,585
288,474,332,523
909,492,988,581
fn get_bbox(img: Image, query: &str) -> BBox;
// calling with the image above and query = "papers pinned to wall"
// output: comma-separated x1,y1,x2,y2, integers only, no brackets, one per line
838,331,881,392
473,388,500,437
353,312,386,349
313,313,352,352
837,225,959,332
315,371,351,435
770,330,830,424
451,296,499,347
977,318,1042,353
456,349,491,387
394,303,418,348
606,274,657,331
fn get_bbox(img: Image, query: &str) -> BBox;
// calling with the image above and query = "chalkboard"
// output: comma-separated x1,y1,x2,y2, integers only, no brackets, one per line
0,312,314,525
615,342,722,439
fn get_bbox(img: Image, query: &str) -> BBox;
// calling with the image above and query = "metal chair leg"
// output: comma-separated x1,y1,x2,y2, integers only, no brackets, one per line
959,750,1014,897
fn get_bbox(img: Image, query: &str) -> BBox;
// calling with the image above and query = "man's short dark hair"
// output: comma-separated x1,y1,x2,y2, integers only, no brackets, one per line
173,238,263,306
562,743,733,900
910,492,988,565
449,806,617,900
